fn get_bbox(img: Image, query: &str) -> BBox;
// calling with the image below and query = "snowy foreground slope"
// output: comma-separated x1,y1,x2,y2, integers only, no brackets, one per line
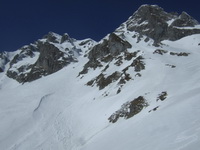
1,5,200,150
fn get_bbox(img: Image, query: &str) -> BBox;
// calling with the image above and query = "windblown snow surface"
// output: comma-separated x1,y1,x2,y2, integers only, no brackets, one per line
1,34,200,150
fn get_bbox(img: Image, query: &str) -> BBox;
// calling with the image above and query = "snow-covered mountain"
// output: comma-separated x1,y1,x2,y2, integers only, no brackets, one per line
0,4,200,150
1,32,96,83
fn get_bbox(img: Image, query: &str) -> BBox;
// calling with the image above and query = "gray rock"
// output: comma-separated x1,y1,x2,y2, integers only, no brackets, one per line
126,5,173,44
108,96,148,123
24,42,76,82
125,5,200,44
80,33,132,74
171,12,199,27
156,91,168,101
60,33,72,44
9,45,36,68
6,44,39,82
7,64,33,83
6,32,83,83
0,52,9,72
166,27,200,41
89,33,132,60
43,32,60,43
87,71,122,90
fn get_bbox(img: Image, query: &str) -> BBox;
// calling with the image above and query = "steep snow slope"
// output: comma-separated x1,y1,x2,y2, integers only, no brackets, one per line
1,4,200,150
80,34,200,150
0,33,200,150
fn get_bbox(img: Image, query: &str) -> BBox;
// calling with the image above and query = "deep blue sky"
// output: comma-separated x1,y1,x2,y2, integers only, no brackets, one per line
0,0,199,52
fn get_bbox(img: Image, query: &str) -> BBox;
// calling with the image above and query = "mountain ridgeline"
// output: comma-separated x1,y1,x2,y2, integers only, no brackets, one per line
1,32,96,83
0,5,199,84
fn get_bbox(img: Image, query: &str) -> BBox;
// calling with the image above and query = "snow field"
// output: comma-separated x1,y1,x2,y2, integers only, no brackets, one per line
0,34,200,150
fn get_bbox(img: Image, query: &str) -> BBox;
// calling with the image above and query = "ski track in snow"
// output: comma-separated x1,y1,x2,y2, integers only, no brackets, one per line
53,111,73,149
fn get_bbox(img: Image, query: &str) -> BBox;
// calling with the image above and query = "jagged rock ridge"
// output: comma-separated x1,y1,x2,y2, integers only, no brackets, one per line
4,32,96,83
78,5,199,92
1,4,200,84
120,5,200,45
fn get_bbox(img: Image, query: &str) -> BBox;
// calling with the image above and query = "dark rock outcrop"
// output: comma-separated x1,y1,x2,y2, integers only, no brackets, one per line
9,45,37,68
87,71,122,90
89,33,132,60
126,5,171,44
131,56,145,72
169,52,190,56
43,32,60,43
149,106,159,113
125,5,200,44
0,67,3,72
6,44,39,83
153,49,168,55
85,53,145,91
108,96,148,123
153,49,190,57
60,33,73,44
79,33,132,74
171,12,199,27
157,91,168,101
24,42,77,82
0,52,9,72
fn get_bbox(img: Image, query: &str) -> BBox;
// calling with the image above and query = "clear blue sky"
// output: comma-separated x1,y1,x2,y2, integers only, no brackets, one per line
0,0,199,52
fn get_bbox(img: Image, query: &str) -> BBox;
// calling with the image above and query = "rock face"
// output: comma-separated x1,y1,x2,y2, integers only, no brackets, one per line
0,52,9,72
124,5,200,45
6,44,39,82
5,32,96,83
89,33,132,60
24,42,77,82
171,12,199,27
108,96,148,123
80,33,132,74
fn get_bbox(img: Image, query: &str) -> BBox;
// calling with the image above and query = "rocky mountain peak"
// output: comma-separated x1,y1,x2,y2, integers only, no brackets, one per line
133,4,168,19
3,32,96,83
60,33,72,44
124,4,200,45
127,5,174,28
43,32,75,44
1,5,200,83
43,32,61,43
129,4,198,27
171,11,199,27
